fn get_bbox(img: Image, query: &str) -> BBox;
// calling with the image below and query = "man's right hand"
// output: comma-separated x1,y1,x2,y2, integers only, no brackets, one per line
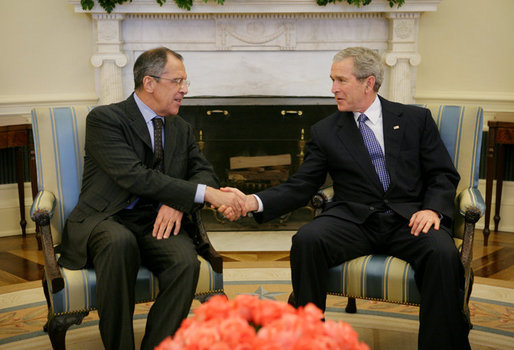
204,186,248,220
217,187,259,221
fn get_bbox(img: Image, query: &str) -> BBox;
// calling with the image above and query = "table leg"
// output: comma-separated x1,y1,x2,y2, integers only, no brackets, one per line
494,144,505,233
15,146,27,236
28,133,42,250
483,130,496,246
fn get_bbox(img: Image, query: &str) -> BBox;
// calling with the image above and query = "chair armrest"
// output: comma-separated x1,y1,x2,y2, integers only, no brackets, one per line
460,206,481,312
30,190,56,221
190,211,223,274
459,206,481,266
311,185,334,210
456,187,485,217
30,191,64,293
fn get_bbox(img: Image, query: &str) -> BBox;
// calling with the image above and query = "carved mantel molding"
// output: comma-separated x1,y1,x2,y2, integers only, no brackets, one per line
70,0,442,104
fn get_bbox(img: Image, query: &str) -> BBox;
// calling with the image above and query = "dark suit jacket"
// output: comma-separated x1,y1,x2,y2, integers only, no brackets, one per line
255,96,460,227
59,94,219,269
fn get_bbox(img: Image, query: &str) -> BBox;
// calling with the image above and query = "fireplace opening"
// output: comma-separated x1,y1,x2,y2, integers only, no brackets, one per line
180,98,337,231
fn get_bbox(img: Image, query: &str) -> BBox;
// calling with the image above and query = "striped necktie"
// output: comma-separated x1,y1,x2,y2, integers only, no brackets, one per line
152,117,164,171
358,114,390,191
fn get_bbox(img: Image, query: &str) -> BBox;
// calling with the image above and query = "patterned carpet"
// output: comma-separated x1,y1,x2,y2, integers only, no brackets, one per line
0,268,512,350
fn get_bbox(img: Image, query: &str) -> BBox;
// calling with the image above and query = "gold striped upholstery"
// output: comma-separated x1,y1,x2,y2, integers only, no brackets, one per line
48,255,222,314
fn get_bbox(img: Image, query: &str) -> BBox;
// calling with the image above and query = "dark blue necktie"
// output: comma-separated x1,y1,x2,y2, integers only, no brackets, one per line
358,114,390,191
152,117,164,171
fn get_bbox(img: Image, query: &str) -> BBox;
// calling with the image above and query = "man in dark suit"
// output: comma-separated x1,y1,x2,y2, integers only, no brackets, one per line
59,47,245,350
220,47,470,349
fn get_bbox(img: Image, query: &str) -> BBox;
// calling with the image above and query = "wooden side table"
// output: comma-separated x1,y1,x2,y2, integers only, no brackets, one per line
483,121,514,246
0,116,39,248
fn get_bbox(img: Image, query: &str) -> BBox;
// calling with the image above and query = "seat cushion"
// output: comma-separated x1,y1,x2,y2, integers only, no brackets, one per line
327,254,421,305
327,239,463,305
47,255,223,315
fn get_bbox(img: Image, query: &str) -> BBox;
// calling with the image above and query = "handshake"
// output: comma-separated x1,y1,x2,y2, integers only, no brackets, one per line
205,186,259,221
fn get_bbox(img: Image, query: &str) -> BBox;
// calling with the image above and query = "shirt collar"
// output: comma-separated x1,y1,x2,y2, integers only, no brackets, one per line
353,95,382,125
134,92,164,124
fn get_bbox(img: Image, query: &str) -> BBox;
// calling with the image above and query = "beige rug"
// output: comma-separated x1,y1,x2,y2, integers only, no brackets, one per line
0,268,512,350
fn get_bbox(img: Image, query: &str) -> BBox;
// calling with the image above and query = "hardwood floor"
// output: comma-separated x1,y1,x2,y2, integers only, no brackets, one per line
0,230,513,289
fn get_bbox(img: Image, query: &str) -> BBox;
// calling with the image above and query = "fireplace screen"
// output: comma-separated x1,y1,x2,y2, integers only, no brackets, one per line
180,102,337,231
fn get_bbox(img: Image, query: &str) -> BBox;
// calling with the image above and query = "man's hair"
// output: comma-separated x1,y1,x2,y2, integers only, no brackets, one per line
333,47,384,92
133,47,184,90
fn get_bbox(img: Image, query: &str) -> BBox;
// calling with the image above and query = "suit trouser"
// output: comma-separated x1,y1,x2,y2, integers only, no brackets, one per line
87,207,200,350
290,211,470,350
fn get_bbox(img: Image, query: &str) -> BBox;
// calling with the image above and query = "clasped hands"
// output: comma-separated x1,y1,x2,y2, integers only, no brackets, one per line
205,186,257,222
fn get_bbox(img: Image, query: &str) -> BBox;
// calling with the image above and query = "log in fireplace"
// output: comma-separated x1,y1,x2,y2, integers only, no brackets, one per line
180,98,338,231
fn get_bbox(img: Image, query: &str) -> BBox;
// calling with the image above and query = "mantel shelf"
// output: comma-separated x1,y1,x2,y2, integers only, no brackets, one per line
69,0,442,15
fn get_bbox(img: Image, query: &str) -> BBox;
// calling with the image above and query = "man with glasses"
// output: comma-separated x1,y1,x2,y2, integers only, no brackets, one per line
59,47,246,350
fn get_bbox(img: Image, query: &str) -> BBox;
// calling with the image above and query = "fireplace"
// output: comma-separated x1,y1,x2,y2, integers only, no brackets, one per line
70,0,443,229
180,97,338,230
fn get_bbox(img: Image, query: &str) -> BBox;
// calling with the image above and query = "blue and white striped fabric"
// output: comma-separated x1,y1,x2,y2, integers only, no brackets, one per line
420,104,485,238
31,106,91,245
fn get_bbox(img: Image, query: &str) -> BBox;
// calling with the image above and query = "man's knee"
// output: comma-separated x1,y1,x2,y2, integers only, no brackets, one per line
422,230,461,266
159,255,200,289
292,223,322,250
89,221,140,266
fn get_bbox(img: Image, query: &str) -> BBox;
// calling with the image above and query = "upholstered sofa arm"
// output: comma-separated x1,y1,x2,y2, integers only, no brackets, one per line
30,191,64,293
457,187,485,217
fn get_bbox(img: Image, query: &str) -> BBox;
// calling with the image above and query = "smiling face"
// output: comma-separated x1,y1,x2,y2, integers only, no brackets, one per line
330,57,376,113
140,53,188,116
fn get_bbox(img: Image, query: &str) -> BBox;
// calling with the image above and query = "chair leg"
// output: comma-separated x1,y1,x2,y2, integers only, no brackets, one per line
345,297,357,313
42,276,52,314
287,292,297,307
42,278,89,350
463,271,474,330
195,292,226,304
45,312,89,350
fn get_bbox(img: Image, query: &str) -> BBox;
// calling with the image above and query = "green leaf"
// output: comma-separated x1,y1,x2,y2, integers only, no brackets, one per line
80,0,403,14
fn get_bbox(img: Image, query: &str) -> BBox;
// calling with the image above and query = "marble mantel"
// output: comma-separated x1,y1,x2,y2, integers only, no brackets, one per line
70,0,442,105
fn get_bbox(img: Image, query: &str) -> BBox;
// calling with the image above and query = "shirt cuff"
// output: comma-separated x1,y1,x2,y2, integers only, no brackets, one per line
195,184,207,204
253,194,264,212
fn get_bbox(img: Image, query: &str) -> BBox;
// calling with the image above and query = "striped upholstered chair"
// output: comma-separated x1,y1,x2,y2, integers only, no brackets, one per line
311,105,484,323
30,106,223,350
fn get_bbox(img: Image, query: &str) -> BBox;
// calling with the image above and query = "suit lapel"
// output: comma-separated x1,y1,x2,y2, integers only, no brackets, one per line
380,96,405,193
125,94,153,150
336,111,384,193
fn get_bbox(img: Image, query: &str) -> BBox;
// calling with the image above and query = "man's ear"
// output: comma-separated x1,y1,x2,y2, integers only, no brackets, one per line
142,75,155,93
366,76,376,92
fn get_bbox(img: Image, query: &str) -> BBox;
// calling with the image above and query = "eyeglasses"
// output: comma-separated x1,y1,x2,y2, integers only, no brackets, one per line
149,75,190,88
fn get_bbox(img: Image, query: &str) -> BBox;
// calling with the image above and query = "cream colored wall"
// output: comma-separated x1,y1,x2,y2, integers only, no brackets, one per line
416,0,514,233
416,0,514,109
0,0,513,236
0,0,96,237
0,0,96,110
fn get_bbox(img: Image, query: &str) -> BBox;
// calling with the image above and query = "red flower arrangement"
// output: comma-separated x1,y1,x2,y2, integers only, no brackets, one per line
156,294,369,350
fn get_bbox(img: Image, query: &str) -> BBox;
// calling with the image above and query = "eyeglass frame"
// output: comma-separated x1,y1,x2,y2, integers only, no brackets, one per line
148,75,190,88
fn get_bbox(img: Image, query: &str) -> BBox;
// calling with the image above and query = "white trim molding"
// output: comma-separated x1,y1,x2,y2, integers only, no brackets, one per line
415,91,514,113
69,0,443,104
0,93,99,116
